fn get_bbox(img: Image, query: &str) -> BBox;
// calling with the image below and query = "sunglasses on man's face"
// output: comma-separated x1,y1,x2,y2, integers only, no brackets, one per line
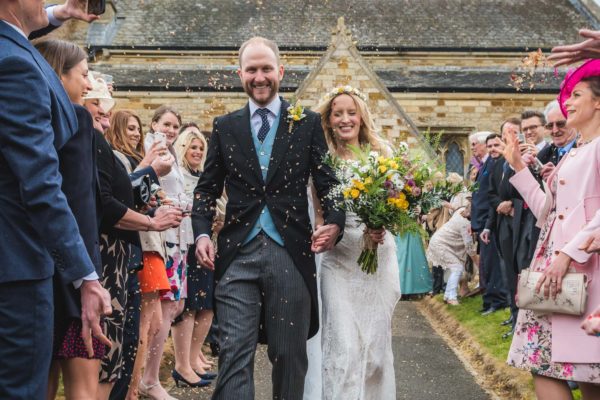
544,120,567,130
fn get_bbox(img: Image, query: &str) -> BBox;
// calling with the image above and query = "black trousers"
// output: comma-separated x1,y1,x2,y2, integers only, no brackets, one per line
431,266,445,295
495,217,518,322
479,233,509,310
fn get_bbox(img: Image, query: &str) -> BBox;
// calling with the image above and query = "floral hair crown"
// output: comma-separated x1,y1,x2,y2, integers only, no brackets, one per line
322,85,368,103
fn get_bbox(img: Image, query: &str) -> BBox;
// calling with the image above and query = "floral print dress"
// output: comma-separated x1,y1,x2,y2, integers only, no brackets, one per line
507,177,600,382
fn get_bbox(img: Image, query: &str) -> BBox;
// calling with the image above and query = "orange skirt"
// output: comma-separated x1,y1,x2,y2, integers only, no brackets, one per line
138,252,170,295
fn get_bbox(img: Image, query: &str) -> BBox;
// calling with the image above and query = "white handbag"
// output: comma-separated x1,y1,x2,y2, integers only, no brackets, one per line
516,269,588,316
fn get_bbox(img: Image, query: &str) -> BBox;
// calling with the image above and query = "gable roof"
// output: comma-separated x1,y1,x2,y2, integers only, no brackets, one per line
293,17,437,160
87,0,599,50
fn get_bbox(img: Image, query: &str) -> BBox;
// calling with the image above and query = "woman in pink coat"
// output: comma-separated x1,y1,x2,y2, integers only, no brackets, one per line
504,59,600,399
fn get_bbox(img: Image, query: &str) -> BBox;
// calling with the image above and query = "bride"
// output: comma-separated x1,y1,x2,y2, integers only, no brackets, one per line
306,86,401,400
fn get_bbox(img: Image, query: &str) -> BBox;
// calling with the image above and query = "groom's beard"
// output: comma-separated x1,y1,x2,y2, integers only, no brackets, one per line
244,81,279,106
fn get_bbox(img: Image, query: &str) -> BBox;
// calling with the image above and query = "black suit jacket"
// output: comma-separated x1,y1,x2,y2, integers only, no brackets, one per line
471,157,496,232
192,98,345,338
484,156,505,233
537,141,578,166
54,105,102,321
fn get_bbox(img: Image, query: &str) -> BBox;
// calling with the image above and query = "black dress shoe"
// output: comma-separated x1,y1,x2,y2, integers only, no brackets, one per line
481,307,499,316
500,316,514,326
502,329,514,339
210,342,220,357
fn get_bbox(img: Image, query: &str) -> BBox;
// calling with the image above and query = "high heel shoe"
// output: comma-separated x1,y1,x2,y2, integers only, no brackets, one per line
138,381,178,400
193,369,218,380
171,369,211,388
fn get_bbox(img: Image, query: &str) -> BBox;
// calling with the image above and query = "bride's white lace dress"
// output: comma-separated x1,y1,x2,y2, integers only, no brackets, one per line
318,212,400,399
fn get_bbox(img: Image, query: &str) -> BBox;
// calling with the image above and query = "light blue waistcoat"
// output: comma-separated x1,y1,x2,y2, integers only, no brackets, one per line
243,112,284,246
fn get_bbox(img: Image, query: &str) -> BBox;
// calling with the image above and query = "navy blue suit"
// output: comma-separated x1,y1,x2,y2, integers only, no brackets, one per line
471,157,508,310
0,21,95,399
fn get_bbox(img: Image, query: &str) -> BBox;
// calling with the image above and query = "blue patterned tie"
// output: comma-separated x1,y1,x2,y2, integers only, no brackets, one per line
256,108,271,142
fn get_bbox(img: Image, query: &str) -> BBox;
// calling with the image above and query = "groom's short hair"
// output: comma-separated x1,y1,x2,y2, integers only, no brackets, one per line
238,37,281,67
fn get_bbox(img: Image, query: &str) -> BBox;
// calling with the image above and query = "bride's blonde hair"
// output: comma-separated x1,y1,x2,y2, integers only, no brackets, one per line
315,86,390,156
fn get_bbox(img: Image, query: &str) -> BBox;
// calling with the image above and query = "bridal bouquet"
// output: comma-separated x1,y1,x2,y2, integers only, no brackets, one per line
326,144,424,274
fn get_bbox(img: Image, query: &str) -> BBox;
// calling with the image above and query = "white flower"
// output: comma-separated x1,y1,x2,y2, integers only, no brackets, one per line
446,172,463,185
397,142,409,153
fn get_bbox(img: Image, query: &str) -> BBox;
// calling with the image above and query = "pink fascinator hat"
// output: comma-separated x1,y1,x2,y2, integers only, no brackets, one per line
558,59,600,117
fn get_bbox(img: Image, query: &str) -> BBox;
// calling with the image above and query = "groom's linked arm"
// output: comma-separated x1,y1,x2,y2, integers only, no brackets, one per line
192,117,226,239
309,113,346,238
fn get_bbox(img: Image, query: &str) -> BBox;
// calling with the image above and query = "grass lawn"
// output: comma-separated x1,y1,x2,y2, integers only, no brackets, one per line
435,294,582,400
438,294,512,362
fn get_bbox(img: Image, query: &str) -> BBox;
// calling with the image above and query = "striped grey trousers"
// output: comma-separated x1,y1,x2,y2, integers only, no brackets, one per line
212,233,311,400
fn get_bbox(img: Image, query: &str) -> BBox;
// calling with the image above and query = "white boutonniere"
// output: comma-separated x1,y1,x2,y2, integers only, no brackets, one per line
286,103,306,133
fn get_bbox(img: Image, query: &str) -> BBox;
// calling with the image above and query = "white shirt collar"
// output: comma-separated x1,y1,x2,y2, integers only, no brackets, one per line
249,96,281,117
3,20,27,39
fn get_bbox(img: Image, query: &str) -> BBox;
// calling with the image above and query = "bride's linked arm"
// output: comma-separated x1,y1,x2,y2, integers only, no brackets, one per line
309,114,346,251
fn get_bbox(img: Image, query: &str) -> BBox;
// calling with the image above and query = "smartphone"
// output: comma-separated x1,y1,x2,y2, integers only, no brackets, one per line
87,0,106,15
154,132,167,147
517,133,526,144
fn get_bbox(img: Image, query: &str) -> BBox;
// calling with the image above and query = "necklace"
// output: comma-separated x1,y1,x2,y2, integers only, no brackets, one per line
576,134,598,147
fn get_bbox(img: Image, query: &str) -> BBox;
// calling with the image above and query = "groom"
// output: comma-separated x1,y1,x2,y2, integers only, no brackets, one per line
192,36,345,399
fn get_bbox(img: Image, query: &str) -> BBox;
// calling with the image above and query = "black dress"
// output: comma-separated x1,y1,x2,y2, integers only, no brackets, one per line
184,169,214,312
95,130,139,383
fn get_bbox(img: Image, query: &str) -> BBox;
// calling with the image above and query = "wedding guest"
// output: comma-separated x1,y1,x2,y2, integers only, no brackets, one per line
474,133,509,315
141,106,201,397
103,109,173,400
171,125,220,383
539,100,577,167
0,5,112,400
80,81,182,398
314,85,400,399
34,39,107,400
504,60,600,399
468,131,488,175
427,197,476,305
481,118,522,337
428,183,472,296
521,110,548,153
395,229,432,299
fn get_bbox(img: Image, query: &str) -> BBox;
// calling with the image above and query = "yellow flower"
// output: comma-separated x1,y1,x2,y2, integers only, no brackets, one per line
343,188,351,198
398,192,406,200
378,165,388,174
364,177,373,185
351,179,365,191
390,161,399,170
387,198,396,206
292,114,300,121
404,185,412,193
378,156,386,164
350,189,360,199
